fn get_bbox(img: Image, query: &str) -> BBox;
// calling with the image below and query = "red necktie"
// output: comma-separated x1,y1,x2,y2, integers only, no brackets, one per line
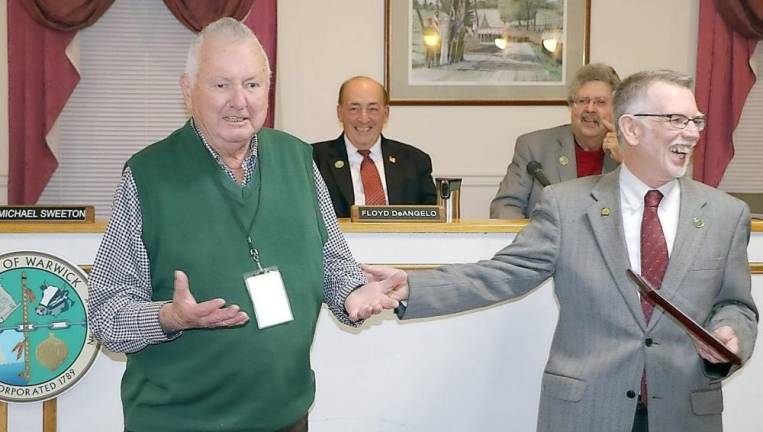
639,189,668,405
640,190,668,322
358,150,386,205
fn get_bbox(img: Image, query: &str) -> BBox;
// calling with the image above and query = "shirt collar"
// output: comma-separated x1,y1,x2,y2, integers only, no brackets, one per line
344,134,382,160
620,164,678,211
191,118,258,184
191,118,258,164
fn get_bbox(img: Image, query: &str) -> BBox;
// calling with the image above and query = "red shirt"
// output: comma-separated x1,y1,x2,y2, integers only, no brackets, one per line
575,144,605,177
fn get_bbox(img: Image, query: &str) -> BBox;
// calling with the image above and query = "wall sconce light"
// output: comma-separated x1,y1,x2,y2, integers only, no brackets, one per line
542,38,558,53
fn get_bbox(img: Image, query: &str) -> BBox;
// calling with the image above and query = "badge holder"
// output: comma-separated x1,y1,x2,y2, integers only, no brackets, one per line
243,244,293,329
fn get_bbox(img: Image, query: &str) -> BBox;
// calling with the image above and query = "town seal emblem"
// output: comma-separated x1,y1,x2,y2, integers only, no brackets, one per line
0,251,99,402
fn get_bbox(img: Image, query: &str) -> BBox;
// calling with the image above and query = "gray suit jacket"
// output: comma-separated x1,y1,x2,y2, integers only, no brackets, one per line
490,124,619,219
404,169,758,432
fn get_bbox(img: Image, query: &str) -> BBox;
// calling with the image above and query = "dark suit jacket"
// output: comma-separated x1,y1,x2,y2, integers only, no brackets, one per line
313,135,437,218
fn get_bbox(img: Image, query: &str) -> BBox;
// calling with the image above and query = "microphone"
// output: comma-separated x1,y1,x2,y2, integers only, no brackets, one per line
526,161,551,187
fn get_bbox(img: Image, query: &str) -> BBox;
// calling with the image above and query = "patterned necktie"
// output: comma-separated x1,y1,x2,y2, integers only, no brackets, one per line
640,189,668,322
639,189,668,405
358,150,386,205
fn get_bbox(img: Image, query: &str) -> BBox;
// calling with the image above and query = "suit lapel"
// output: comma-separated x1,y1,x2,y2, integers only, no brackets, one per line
586,169,647,329
556,128,578,182
328,136,355,206
381,137,402,204
648,178,709,330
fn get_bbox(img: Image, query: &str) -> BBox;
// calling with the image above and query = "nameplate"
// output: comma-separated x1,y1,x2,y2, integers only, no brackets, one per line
351,205,444,223
0,206,95,222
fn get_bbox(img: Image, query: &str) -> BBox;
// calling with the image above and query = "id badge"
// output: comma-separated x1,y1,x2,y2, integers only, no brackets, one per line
244,267,294,329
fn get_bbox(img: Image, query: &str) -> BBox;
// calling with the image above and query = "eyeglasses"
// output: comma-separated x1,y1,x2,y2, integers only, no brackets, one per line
632,113,706,131
569,97,610,108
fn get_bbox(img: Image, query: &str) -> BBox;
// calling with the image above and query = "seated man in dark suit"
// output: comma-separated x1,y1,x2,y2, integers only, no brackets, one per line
313,76,437,218
490,63,622,219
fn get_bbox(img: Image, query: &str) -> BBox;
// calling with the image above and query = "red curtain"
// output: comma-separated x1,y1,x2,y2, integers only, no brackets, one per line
21,0,114,31
244,0,277,129
163,0,277,128
693,0,760,187
716,0,763,38
162,0,254,32
7,0,114,204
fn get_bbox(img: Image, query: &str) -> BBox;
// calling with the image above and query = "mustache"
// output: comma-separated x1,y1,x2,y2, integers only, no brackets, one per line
581,113,602,124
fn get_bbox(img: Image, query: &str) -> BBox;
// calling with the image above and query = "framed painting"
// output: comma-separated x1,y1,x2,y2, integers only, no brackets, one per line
385,0,591,105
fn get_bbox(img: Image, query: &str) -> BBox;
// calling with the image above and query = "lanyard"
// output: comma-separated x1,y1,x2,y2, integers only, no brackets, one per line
212,155,265,273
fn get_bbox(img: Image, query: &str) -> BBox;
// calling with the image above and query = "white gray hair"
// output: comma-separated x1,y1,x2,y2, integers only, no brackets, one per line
184,17,272,87
613,70,694,140
568,63,621,102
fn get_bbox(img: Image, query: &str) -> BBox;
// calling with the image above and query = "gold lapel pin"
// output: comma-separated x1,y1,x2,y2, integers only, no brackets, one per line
559,155,569,166
334,160,345,169
601,207,611,217
388,156,396,164
693,217,705,228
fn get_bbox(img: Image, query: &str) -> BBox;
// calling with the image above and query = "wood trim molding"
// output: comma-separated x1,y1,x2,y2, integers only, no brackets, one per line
0,221,107,233
1,219,763,234
378,263,763,274
338,219,527,233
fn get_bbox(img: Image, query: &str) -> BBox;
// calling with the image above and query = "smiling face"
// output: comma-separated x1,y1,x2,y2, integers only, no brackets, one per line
569,80,615,148
337,78,389,150
181,36,269,155
622,81,702,187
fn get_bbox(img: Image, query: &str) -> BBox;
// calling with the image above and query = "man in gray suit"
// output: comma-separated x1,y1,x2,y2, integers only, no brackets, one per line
368,70,758,431
491,63,622,219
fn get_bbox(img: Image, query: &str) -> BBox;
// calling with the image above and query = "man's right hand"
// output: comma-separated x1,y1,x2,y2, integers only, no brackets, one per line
159,270,249,333
600,118,623,163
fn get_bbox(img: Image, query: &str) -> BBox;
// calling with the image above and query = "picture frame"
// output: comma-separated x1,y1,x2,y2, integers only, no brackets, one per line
385,0,591,105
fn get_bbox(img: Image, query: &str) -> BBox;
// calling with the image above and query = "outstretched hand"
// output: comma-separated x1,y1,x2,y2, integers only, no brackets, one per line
600,117,622,163
361,264,409,302
159,270,249,333
344,265,410,322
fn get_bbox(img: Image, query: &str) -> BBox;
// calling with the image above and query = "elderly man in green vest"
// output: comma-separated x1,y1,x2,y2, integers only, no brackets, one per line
88,17,396,432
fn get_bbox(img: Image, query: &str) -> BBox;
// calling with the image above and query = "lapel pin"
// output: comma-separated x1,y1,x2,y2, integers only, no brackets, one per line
693,217,704,228
388,156,396,164
334,160,345,169
559,155,569,166
601,207,611,217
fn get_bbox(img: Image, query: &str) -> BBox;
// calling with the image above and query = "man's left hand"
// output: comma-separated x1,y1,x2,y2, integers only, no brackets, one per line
344,274,404,322
692,325,739,364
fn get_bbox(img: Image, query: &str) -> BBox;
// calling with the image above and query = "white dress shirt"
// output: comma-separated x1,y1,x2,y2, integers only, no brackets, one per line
619,164,681,275
344,135,389,204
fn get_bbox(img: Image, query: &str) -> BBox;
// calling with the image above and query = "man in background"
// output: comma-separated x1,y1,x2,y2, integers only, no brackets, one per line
88,18,395,432
369,70,757,432
491,63,622,219
313,76,437,218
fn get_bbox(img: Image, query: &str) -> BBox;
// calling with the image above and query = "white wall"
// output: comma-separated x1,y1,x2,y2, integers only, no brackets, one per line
276,0,700,218
0,0,700,213
0,0,8,205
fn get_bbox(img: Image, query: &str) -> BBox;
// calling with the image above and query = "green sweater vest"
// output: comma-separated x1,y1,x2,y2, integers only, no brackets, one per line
123,122,327,432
